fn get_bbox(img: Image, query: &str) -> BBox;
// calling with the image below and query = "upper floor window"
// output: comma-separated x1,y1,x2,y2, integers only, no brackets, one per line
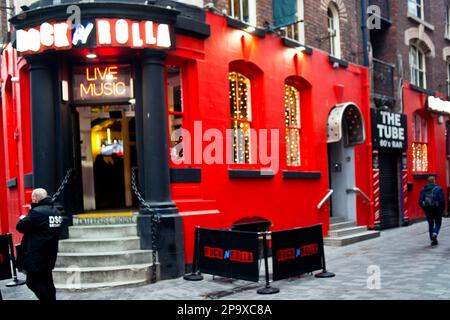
409,44,426,88
408,0,424,20
446,6,450,38
228,0,257,26
285,84,301,167
229,72,252,164
447,62,450,96
285,0,305,44
327,3,341,59
412,113,429,172
167,66,184,163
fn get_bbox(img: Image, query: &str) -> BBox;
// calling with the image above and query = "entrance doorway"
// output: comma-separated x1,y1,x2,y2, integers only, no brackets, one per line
326,103,366,221
378,151,399,229
77,105,137,211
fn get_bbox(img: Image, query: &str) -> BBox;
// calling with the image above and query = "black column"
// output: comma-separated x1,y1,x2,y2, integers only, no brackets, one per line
28,57,57,195
137,49,184,280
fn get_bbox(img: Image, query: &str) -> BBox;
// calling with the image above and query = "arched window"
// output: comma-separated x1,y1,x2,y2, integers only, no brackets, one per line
229,72,252,164
327,2,341,59
409,44,426,88
285,84,301,167
412,112,429,172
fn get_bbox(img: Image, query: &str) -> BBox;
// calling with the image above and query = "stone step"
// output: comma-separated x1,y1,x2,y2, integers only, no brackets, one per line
329,221,356,231
330,216,346,224
55,250,154,268
55,279,150,291
324,231,381,247
68,224,138,239
73,213,138,226
58,237,140,253
53,263,159,286
328,226,368,238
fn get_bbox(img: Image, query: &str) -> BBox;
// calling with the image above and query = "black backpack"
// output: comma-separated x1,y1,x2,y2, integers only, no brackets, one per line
422,186,439,209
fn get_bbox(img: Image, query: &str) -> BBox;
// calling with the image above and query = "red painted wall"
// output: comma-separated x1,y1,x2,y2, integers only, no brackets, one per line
1,13,373,263
403,82,449,221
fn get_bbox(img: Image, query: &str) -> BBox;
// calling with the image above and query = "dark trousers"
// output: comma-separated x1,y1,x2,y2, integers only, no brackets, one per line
26,271,56,301
426,212,442,240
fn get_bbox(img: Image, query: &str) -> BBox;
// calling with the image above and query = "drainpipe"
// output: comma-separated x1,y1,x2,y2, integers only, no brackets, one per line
361,0,369,67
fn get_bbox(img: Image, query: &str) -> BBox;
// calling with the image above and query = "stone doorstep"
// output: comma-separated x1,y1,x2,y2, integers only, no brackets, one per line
324,230,381,247
68,224,138,239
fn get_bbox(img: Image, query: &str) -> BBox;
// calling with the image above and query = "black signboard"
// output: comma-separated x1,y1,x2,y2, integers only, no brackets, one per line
197,228,260,282
272,224,324,281
0,234,12,281
371,109,407,151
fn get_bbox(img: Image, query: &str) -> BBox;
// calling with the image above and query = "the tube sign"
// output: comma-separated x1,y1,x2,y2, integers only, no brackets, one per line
371,109,407,150
15,18,172,54
72,64,132,102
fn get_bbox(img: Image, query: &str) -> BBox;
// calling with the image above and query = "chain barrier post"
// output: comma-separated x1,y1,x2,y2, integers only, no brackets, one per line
184,226,203,281
257,231,279,295
5,233,26,287
132,167,160,283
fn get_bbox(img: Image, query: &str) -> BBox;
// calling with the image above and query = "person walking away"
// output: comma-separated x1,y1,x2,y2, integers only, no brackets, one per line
419,176,445,246
16,188,63,301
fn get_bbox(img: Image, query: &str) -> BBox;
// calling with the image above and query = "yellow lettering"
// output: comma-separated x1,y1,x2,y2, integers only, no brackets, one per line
103,82,113,96
80,83,93,97
86,68,95,81
115,82,126,95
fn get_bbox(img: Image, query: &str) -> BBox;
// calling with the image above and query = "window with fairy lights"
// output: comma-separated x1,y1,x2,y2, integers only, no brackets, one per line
229,72,252,164
412,112,429,172
167,66,184,163
343,105,364,147
285,84,301,167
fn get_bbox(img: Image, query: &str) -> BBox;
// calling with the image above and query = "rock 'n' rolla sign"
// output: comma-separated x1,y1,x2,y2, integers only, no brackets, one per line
371,109,407,151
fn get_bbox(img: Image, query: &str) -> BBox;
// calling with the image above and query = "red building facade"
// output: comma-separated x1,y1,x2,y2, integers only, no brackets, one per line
1,0,374,277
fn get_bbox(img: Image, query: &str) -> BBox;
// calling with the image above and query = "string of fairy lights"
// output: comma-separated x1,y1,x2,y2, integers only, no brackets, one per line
229,72,252,164
412,114,428,172
284,84,301,167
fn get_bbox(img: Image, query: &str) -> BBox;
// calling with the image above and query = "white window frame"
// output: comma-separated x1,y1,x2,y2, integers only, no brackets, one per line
409,44,426,88
446,6,450,39
327,3,341,59
447,61,450,96
285,0,305,44
408,0,424,20
228,0,257,26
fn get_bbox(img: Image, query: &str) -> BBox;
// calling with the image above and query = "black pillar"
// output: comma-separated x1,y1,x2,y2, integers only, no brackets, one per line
137,49,184,280
28,57,57,195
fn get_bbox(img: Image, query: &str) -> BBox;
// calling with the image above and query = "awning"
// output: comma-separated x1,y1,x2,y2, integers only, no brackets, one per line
327,103,366,146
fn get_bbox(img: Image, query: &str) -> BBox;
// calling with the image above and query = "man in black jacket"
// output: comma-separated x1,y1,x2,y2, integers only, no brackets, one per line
16,188,63,301
419,176,445,246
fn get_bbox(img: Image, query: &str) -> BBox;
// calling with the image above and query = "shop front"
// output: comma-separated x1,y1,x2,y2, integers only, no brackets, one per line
403,84,450,221
1,0,374,282
371,108,409,229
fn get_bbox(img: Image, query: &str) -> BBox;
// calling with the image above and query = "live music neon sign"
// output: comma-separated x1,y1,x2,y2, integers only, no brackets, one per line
72,64,132,101
16,18,172,54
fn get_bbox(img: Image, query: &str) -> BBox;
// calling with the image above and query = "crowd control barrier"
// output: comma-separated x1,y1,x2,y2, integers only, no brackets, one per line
0,233,26,295
184,224,334,294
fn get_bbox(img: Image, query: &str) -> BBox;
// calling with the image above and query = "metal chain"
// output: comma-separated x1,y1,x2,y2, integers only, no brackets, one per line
52,168,74,202
131,167,160,283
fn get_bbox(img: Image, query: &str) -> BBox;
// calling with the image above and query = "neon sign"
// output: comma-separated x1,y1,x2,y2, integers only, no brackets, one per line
72,64,132,102
16,18,172,54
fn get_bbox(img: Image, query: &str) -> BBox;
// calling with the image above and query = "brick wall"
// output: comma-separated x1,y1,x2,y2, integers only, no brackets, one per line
370,0,450,99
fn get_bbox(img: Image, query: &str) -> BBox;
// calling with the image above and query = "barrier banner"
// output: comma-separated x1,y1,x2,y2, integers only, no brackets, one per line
0,234,12,281
272,224,324,281
197,228,260,282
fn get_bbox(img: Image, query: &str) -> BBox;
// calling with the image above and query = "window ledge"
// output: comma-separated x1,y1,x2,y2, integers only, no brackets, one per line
282,171,321,180
409,83,435,96
328,55,349,68
229,169,274,179
281,37,313,55
406,13,435,31
170,168,201,183
413,173,438,180
445,35,450,42
226,16,266,38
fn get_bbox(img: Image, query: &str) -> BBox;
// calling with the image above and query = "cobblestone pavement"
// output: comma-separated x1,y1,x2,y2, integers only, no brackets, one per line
2,219,450,300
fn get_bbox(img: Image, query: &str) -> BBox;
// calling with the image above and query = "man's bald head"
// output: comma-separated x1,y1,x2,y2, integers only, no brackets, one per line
32,188,48,203
428,176,436,184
